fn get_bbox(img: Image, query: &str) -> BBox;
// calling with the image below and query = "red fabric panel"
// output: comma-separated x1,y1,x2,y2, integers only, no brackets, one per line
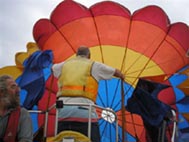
169,23,189,51
38,89,56,136
50,0,91,28
132,6,170,31
90,1,131,18
33,19,56,48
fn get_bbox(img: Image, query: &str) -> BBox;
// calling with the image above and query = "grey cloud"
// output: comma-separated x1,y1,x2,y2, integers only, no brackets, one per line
0,0,189,68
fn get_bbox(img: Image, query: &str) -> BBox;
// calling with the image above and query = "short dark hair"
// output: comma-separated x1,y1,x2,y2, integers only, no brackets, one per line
76,46,90,56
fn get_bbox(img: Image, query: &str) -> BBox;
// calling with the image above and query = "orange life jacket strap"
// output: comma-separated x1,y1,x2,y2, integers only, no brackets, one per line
62,85,96,95
62,85,85,91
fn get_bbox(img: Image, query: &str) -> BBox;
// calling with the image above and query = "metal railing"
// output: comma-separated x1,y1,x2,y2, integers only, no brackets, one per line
29,102,119,142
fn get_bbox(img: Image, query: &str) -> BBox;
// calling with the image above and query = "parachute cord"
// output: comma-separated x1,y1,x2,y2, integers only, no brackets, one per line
121,80,126,141
50,21,76,53
123,31,170,141
121,80,140,142
121,17,141,141
46,75,55,110
43,74,55,142
122,86,142,141
89,8,104,63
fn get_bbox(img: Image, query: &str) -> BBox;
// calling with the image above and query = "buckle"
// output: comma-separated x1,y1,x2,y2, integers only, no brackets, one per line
56,100,64,108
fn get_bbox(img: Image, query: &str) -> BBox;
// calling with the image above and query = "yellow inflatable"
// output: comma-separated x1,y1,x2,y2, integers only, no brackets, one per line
47,131,91,142
0,42,39,79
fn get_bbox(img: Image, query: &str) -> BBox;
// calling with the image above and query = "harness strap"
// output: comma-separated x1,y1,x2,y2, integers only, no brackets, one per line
4,107,20,142
62,85,97,95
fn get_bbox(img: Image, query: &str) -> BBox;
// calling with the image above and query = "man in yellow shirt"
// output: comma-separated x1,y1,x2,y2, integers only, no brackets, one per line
52,46,124,142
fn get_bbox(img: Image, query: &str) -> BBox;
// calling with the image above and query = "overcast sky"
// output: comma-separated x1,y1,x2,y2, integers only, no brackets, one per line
1,0,189,68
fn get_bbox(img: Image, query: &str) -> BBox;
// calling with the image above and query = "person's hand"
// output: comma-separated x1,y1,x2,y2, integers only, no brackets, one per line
114,69,125,80
120,73,125,81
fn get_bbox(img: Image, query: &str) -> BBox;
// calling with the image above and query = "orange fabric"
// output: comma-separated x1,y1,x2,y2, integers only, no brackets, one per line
62,85,97,95
177,79,189,96
141,74,168,82
180,68,189,75
117,110,144,139
43,30,74,63
182,113,189,122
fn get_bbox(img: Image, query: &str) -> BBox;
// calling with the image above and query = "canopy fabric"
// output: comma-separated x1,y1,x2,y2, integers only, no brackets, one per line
18,50,53,109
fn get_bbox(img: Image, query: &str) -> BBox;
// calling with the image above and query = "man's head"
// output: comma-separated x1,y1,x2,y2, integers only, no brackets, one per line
0,75,20,109
76,46,91,59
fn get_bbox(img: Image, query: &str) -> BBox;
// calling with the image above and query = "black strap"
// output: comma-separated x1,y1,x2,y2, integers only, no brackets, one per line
0,138,4,142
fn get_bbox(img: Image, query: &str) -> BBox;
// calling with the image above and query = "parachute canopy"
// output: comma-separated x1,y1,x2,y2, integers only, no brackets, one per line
0,0,189,141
